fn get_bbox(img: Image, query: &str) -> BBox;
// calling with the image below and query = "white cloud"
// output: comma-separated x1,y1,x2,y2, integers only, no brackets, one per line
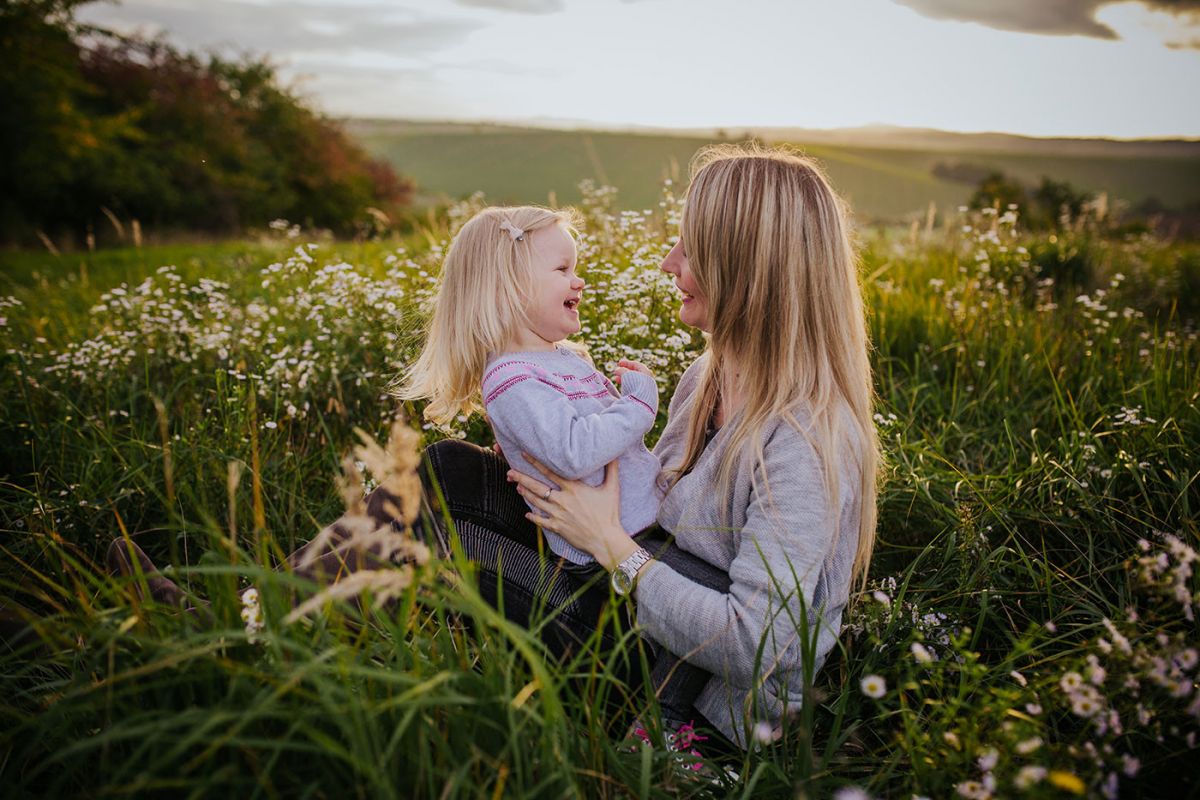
453,0,565,13
78,0,481,59
892,0,1200,47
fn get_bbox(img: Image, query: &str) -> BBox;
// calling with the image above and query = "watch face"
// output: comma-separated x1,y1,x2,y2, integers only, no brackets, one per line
611,569,633,595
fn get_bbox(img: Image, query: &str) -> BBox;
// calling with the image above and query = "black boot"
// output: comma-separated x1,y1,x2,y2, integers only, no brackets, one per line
106,538,188,607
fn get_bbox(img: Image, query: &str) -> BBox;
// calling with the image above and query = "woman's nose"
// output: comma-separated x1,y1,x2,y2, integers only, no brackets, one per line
660,241,681,274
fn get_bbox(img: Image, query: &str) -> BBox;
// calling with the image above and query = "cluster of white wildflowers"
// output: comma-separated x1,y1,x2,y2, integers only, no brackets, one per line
1135,531,1198,623
1028,533,1198,797
444,190,490,233
13,181,721,458
851,613,1080,800
1072,272,1149,356
920,205,1028,328
27,242,442,428
846,575,962,662
267,218,302,239
1063,418,1160,494
843,527,1199,798
570,181,702,404
950,740,1091,798
901,204,1198,370
240,587,263,643
953,747,1003,799
0,294,21,331
1111,404,1156,429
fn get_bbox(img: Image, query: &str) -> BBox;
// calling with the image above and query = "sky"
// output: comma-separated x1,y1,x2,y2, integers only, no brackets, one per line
76,0,1200,138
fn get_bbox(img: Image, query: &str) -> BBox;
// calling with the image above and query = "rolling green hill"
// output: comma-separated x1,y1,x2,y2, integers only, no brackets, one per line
347,119,1200,222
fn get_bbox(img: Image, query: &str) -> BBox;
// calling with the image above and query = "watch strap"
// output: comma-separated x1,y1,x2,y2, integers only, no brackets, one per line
611,546,653,595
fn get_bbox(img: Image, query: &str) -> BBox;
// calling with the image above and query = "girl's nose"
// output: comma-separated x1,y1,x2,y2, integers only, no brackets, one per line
572,276,585,290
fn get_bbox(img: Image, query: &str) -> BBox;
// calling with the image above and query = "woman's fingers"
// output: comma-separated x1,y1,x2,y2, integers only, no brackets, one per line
603,458,620,487
520,452,567,486
507,468,550,502
525,510,556,531
517,488,553,516
510,479,560,532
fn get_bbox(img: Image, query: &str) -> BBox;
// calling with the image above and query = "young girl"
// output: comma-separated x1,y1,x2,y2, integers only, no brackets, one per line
398,206,665,564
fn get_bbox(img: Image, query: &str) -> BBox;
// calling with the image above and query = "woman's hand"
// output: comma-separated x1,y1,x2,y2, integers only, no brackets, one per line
507,454,639,571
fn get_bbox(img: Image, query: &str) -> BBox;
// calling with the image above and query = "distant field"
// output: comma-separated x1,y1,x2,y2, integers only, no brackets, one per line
348,119,1200,222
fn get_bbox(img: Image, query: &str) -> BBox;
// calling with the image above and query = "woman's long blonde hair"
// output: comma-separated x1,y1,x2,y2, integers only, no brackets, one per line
395,205,583,424
673,144,881,590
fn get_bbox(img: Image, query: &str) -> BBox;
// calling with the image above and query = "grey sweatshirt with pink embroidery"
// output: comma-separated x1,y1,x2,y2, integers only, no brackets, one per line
482,347,664,564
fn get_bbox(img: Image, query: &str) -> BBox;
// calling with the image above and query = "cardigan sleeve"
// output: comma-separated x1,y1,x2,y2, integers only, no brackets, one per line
634,425,836,689
483,363,658,481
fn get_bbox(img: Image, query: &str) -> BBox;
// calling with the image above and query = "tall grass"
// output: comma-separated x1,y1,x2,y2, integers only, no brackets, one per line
1,187,1197,797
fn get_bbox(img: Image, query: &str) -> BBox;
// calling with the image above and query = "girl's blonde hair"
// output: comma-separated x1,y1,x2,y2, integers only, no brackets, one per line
396,205,583,424
672,144,881,590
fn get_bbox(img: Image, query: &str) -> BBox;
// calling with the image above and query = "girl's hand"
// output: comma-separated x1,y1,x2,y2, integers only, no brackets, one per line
613,358,654,386
506,454,639,571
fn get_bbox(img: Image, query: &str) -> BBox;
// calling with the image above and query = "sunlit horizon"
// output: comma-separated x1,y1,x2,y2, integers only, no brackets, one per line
339,113,1200,142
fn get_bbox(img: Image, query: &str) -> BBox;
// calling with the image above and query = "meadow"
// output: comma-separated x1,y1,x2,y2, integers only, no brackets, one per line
1,183,1198,798
348,120,1200,221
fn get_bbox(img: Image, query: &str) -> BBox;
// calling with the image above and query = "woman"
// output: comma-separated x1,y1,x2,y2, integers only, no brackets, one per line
421,143,880,749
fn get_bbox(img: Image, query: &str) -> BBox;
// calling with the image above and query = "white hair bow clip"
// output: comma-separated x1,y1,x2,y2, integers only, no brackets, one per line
499,220,525,242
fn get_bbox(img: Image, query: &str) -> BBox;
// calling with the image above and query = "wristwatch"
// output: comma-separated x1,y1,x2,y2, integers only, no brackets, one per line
611,546,653,596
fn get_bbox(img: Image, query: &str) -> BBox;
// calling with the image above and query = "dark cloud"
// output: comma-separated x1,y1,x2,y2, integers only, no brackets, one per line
893,0,1200,46
77,0,482,59
452,0,564,13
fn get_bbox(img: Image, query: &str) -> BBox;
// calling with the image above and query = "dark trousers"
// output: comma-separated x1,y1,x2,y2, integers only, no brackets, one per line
112,438,732,735
419,439,732,730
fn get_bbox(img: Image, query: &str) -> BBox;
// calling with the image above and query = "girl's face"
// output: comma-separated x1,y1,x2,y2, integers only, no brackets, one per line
660,237,710,332
518,224,585,348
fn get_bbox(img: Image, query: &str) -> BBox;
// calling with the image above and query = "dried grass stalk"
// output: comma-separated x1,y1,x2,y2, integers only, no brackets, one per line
288,415,431,620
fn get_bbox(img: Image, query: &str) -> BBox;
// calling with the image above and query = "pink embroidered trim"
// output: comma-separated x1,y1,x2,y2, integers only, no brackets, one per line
484,373,536,405
629,395,655,416
483,360,543,385
553,371,601,384
484,360,604,388
569,387,610,399
485,377,612,406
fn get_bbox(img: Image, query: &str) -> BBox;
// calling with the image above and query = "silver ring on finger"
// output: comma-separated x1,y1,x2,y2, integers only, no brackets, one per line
542,487,553,501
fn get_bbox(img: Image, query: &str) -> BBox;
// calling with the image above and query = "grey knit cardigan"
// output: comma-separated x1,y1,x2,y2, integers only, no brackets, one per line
635,353,863,748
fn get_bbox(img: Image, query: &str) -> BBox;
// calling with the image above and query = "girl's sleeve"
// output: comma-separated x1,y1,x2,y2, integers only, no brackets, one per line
634,426,837,689
482,363,658,480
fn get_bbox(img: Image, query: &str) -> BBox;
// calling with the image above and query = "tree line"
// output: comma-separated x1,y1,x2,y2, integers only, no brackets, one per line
1,0,412,247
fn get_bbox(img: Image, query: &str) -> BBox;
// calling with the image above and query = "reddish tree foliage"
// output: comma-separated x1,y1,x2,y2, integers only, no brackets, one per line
2,1,413,242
